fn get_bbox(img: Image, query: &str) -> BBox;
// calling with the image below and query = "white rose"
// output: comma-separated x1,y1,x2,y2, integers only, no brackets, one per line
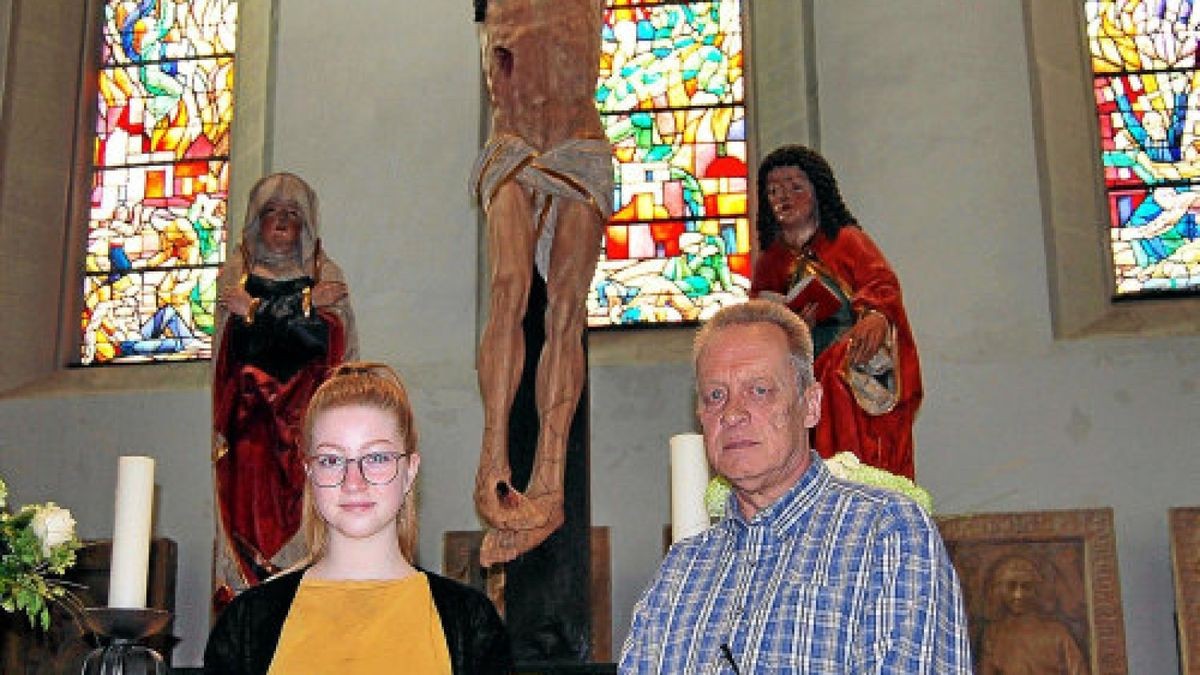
31,503,76,556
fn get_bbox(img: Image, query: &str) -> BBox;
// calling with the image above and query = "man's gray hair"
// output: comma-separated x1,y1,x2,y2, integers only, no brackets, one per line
693,300,816,393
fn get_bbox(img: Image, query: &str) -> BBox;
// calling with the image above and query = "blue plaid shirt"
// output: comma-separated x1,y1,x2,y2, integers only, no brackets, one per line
620,454,971,673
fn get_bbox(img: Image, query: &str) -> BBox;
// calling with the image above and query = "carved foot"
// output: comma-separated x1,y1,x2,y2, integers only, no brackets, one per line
479,505,567,567
474,478,556,531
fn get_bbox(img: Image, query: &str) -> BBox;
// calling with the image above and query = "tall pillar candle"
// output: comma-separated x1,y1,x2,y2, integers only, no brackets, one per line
108,456,155,608
669,433,711,543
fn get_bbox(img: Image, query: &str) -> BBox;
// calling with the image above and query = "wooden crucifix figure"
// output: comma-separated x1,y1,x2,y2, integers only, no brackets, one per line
470,0,613,568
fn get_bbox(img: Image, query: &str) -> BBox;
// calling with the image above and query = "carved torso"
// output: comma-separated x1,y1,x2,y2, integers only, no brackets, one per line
480,0,605,149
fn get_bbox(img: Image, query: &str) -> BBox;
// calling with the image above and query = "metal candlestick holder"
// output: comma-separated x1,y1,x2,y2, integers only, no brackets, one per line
80,607,171,674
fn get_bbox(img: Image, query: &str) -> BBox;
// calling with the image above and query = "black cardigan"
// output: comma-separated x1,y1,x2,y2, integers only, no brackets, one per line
203,567,514,674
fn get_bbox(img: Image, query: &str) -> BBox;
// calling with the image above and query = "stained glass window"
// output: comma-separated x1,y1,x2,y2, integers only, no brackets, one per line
80,0,237,364
1086,0,1200,297
590,0,749,327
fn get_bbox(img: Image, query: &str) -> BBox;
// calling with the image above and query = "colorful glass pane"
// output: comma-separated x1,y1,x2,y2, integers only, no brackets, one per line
608,108,748,221
597,2,744,113
1107,186,1200,293
82,268,218,364
591,0,749,328
100,1,236,65
82,0,237,364
1086,0,1200,296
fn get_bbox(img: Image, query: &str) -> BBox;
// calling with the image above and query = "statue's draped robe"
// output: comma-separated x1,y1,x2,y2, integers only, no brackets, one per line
753,226,922,479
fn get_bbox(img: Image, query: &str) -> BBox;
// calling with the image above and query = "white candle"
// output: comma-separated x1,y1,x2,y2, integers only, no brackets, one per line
108,456,155,608
669,433,711,543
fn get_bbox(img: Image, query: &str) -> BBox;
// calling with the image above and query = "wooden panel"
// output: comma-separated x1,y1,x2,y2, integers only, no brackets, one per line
937,509,1127,675
444,526,612,663
589,527,611,662
1171,508,1200,675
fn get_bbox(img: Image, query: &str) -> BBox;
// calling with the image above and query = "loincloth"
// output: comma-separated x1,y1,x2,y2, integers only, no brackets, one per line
471,134,614,278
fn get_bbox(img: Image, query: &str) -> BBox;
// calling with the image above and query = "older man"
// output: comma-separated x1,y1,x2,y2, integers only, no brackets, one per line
620,300,971,673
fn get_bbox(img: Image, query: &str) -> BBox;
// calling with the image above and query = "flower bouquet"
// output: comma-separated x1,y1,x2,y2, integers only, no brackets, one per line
705,451,934,519
0,475,83,630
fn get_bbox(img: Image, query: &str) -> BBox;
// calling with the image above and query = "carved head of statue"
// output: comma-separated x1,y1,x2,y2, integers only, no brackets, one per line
243,172,321,275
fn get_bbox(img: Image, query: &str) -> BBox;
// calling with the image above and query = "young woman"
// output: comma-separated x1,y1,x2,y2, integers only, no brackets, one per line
205,362,513,674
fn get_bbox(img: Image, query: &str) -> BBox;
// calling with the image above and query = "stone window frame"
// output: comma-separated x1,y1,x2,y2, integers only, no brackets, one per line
1024,0,1200,339
0,0,271,395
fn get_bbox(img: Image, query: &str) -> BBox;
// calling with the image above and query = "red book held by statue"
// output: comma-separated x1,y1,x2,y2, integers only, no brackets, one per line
784,275,842,322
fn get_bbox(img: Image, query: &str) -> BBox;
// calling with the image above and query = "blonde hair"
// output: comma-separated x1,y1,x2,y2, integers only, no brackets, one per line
299,361,420,564
694,299,816,392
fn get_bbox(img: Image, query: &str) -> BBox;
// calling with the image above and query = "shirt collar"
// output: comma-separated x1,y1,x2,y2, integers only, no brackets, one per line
723,451,829,540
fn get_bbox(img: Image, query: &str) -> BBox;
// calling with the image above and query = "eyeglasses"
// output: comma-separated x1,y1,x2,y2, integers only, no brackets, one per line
305,451,410,488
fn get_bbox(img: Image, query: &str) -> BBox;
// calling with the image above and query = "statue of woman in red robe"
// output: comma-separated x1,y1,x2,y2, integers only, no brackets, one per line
751,146,922,478
211,173,357,607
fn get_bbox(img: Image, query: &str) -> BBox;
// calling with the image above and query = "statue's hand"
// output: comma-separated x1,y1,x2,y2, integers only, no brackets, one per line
311,281,348,308
847,310,889,366
218,285,254,317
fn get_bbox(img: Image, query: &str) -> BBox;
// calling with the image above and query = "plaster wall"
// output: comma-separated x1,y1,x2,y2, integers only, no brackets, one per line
810,3,1199,672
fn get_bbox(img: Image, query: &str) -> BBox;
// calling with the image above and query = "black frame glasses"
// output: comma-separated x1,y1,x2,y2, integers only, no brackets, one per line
305,451,410,488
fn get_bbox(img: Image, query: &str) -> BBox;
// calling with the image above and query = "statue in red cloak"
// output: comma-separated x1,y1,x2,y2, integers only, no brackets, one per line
211,173,357,608
751,146,923,479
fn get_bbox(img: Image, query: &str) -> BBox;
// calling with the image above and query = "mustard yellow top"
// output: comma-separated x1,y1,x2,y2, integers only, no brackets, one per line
267,572,451,675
